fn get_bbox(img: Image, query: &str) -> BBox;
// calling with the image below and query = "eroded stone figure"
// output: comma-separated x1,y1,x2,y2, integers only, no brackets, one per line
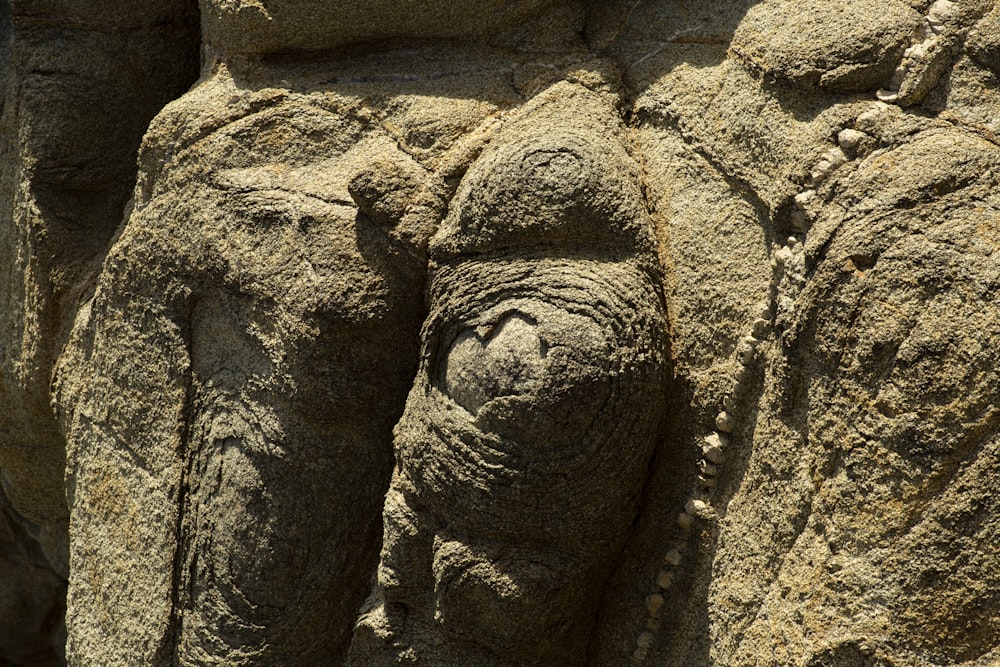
349,81,667,665
1,0,999,665
51,2,605,664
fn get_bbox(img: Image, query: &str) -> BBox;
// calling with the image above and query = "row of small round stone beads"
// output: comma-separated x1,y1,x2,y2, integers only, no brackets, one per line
776,121,876,326
628,311,767,662
629,120,874,664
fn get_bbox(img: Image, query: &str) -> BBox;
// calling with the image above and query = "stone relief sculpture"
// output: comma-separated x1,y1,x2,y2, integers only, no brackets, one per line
1,1,998,666
349,81,668,666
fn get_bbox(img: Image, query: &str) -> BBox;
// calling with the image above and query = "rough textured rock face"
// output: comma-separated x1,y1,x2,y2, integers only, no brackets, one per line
2,1,999,665
199,0,582,56
350,81,669,666
0,0,199,661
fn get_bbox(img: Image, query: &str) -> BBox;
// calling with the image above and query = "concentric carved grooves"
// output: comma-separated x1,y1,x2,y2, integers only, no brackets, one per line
349,81,669,667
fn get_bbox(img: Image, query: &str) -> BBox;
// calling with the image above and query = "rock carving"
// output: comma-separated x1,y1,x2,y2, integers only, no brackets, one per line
1,1,998,665
349,81,668,666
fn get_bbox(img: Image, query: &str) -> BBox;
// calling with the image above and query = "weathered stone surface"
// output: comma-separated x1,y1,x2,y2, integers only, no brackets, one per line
710,127,1000,667
730,0,921,91
0,1,198,663
200,0,584,56
349,80,668,666
0,486,66,665
0,0,198,530
55,75,435,665
968,2,1000,71
2,1,999,666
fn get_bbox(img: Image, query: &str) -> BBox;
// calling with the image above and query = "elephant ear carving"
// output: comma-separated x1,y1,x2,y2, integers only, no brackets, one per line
349,81,669,666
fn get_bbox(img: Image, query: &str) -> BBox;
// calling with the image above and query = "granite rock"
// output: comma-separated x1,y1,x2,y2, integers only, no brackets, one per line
1,1,998,665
